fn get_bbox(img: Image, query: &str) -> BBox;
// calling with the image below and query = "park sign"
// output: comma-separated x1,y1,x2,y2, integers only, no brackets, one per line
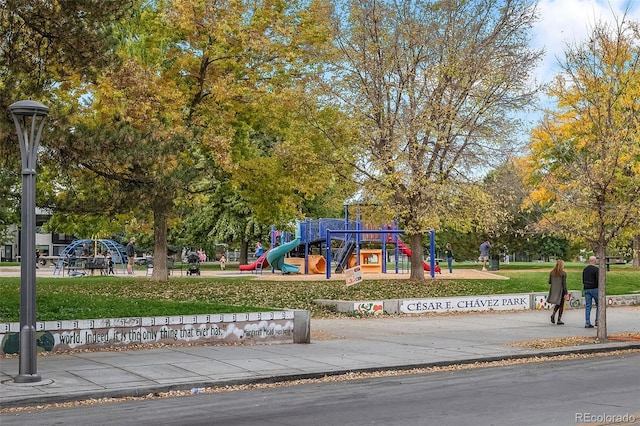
345,265,363,286
400,294,530,314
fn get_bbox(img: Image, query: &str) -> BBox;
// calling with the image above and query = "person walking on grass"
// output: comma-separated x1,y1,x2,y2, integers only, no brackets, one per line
582,256,599,328
548,259,568,325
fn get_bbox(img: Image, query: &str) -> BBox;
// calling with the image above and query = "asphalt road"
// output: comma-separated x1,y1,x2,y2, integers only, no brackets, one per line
2,353,639,426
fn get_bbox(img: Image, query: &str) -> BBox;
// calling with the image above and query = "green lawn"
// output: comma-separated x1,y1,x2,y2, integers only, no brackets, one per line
0,262,637,322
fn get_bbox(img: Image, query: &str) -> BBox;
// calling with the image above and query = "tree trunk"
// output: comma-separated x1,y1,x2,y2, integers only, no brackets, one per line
633,234,640,268
409,233,425,280
239,240,249,265
151,208,169,281
596,242,607,341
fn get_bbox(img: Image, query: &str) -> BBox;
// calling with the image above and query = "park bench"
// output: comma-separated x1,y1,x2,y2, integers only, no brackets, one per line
145,257,180,277
85,257,107,275
605,256,626,271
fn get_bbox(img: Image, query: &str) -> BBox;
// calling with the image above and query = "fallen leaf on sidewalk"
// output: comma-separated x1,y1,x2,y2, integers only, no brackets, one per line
511,332,640,349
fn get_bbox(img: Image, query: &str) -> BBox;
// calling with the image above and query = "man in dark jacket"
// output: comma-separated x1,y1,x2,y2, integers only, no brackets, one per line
126,237,136,275
582,256,599,328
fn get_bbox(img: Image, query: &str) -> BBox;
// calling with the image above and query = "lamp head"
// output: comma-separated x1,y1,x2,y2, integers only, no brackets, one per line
9,100,49,118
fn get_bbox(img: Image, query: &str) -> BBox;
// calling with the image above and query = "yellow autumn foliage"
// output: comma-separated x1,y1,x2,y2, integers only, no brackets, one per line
524,18,640,260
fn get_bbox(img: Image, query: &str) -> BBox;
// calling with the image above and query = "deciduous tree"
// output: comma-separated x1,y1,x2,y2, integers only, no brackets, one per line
44,0,343,279
0,0,133,240
525,16,640,340
323,0,542,279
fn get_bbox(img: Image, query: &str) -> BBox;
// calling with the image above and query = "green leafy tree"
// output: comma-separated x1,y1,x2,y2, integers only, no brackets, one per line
0,168,19,244
173,180,270,264
44,0,345,279
168,0,354,259
0,0,133,240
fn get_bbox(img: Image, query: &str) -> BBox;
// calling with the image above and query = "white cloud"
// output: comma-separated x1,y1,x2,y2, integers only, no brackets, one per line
532,0,640,85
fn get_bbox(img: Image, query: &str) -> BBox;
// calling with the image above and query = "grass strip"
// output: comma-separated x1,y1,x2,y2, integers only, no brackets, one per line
0,265,637,322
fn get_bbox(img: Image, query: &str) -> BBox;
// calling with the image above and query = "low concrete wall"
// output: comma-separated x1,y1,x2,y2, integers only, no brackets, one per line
315,292,639,315
534,292,640,309
0,310,311,355
603,294,640,307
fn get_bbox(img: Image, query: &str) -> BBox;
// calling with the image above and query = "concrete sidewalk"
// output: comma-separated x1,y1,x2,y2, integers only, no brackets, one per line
1,307,639,409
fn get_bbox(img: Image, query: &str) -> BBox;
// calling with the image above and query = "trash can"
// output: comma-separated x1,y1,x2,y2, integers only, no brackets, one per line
489,254,500,271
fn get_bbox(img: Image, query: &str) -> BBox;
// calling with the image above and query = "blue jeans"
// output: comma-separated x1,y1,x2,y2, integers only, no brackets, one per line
584,288,598,325
447,257,453,273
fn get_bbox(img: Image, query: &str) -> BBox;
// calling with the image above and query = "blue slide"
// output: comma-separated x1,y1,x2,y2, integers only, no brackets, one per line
266,238,301,274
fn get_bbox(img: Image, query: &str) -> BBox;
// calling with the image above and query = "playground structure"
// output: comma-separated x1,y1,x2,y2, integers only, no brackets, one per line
52,239,128,276
387,235,442,274
238,251,270,273
244,212,439,278
266,238,301,274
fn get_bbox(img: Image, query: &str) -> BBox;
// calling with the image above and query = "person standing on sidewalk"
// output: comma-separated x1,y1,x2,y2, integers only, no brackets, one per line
126,237,136,275
445,243,454,273
582,256,599,328
548,259,568,325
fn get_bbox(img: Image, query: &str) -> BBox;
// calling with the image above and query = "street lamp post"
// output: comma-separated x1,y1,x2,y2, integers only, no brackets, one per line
9,100,49,383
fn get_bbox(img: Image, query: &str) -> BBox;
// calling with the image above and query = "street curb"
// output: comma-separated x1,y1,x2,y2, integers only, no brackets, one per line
2,342,638,409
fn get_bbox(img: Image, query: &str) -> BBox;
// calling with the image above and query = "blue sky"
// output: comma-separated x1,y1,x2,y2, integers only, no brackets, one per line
532,0,640,85
515,1,640,138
